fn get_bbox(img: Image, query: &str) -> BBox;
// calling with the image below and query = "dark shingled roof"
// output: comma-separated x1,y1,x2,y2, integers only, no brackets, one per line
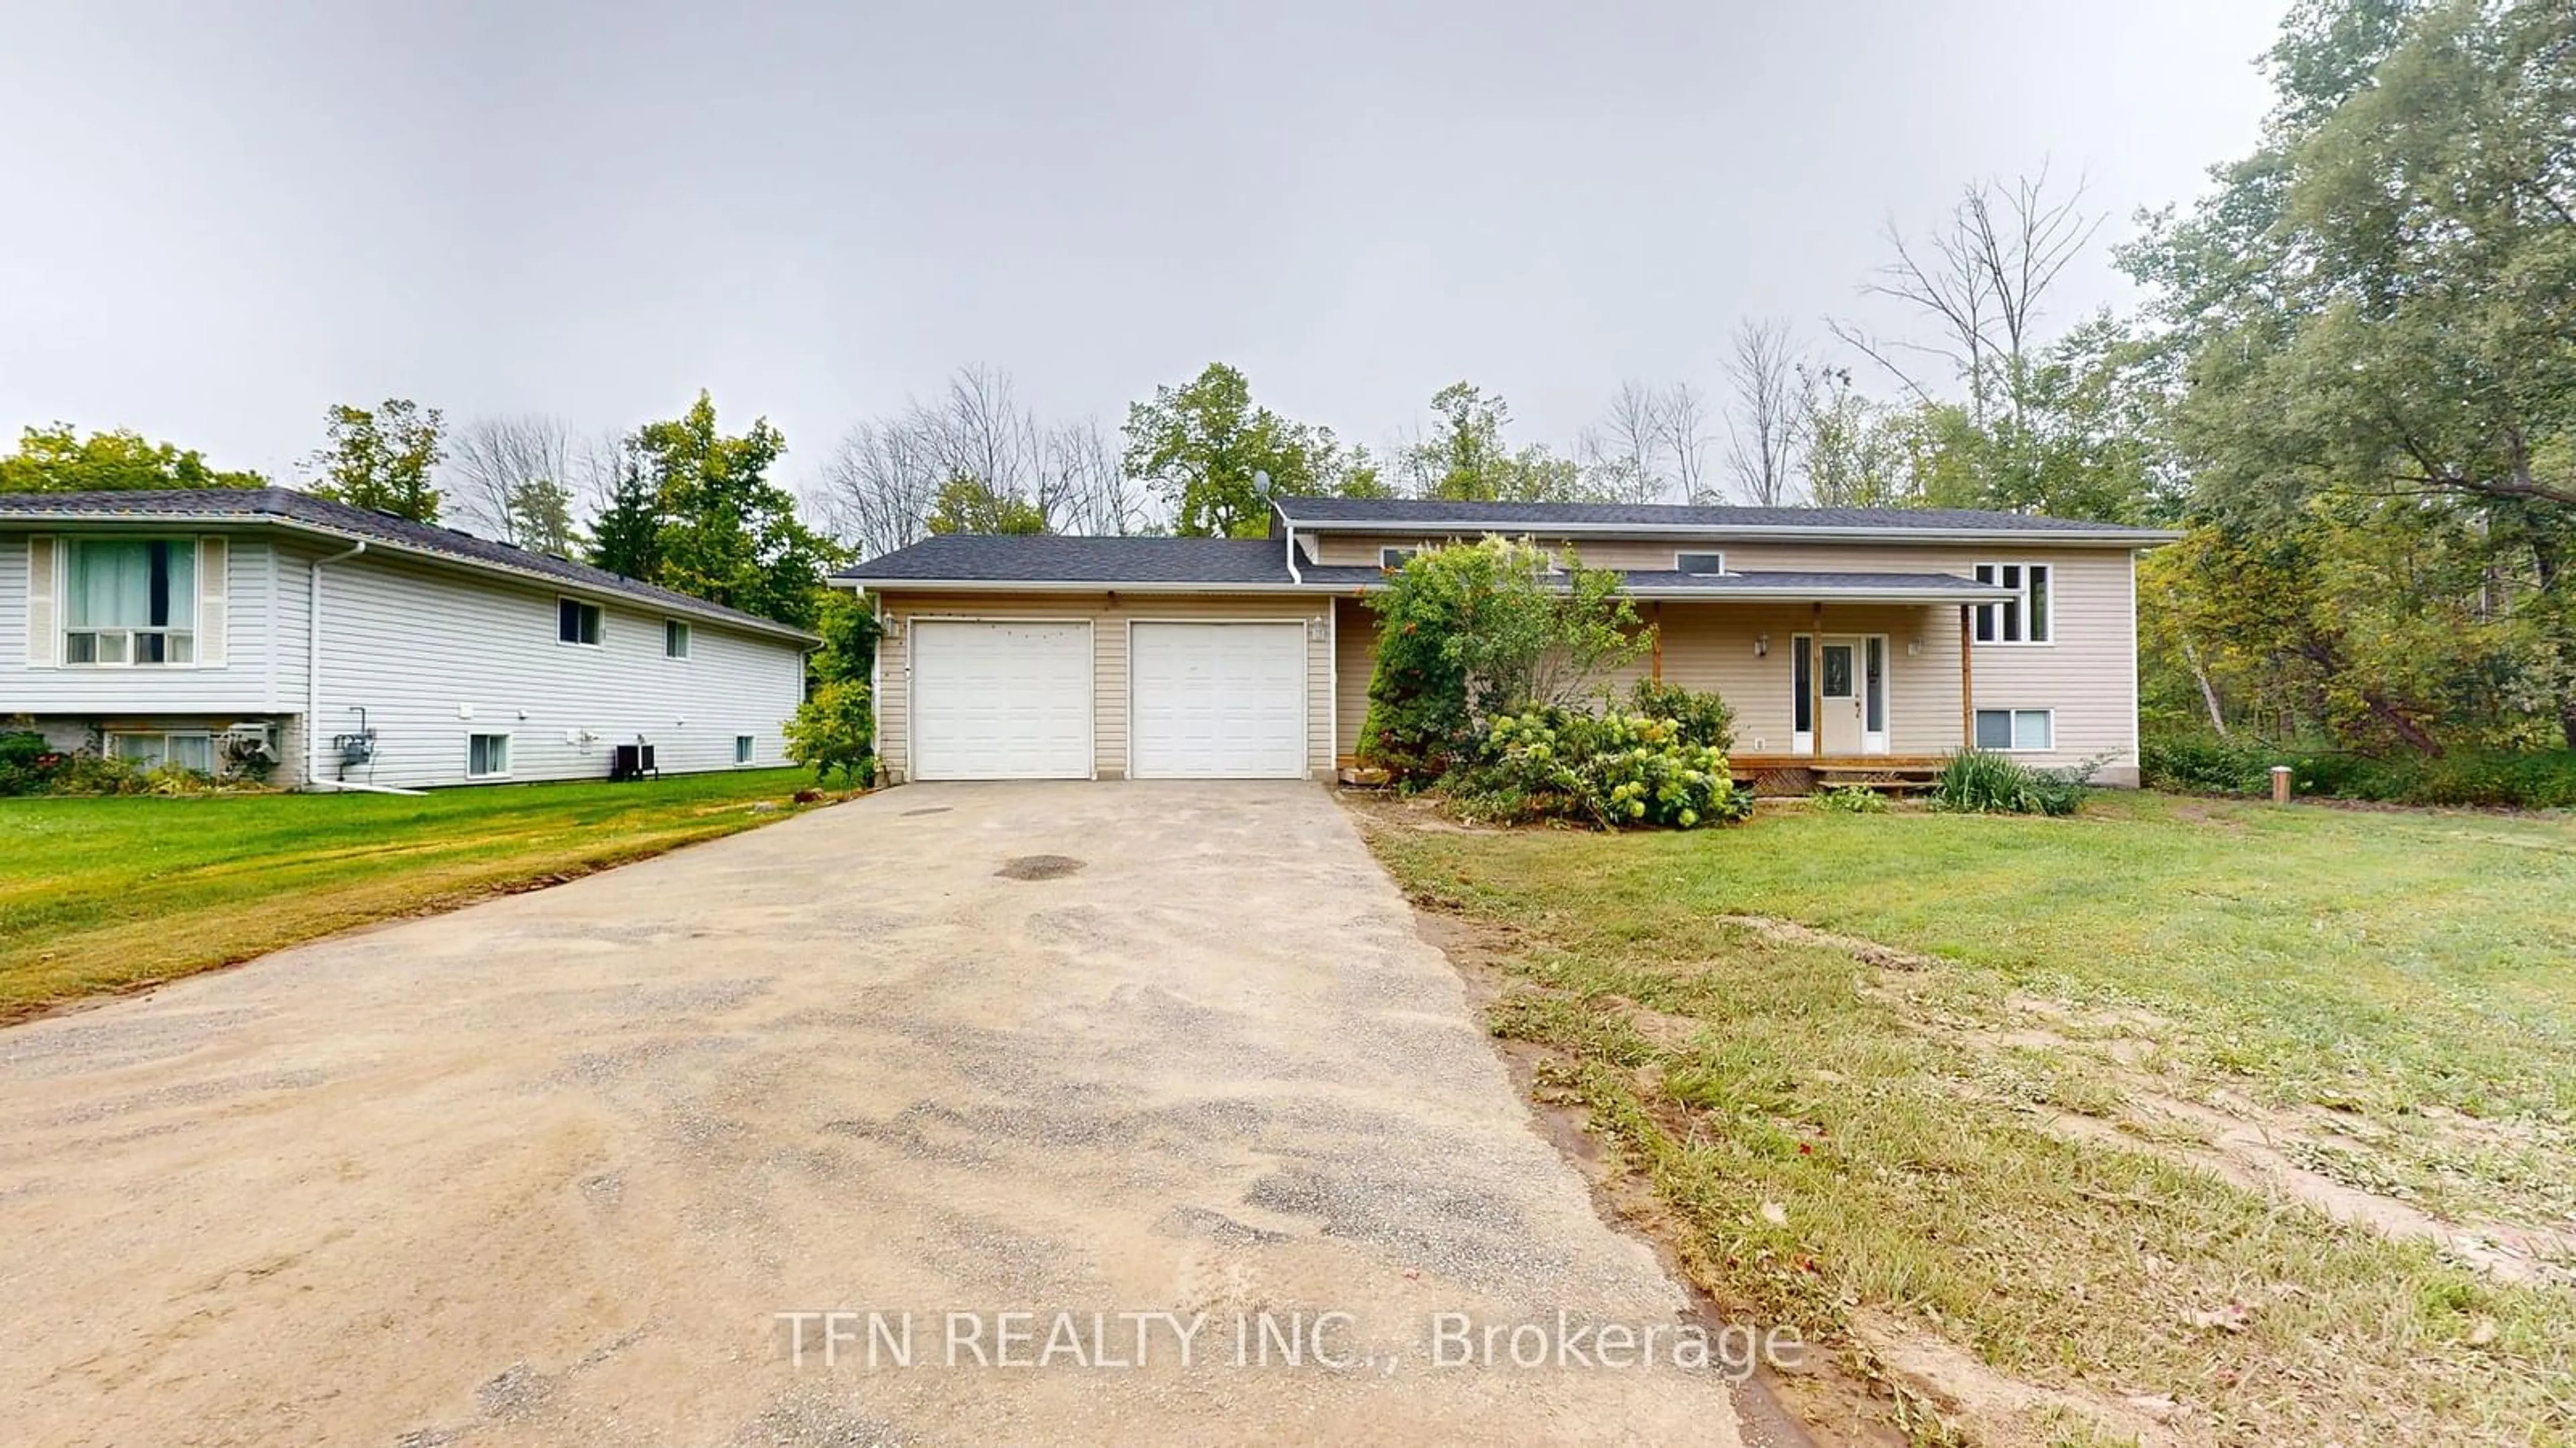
1272,494,2166,536
838,535,2018,601
0,487,814,639
840,534,1303,586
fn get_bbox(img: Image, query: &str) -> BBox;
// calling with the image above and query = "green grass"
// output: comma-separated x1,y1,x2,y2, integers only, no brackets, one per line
1,770,823,1019
1360,792,2576,1446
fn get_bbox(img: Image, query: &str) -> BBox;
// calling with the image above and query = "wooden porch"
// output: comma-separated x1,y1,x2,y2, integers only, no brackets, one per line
1728,754,1946,796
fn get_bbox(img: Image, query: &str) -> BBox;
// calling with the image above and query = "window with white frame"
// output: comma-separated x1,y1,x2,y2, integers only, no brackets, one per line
66,539,196,665
467,732,513,778
558,599,602,645
1973,708,2054,752
108,731,214,773
1972,563,2052,643
735,734,755,765
1674,551,1726,575
1379,546,1417,569
665,619,692,658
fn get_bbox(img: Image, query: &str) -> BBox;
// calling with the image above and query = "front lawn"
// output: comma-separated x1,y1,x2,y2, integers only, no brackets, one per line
1358,792,2576,1447
1,770,824,1020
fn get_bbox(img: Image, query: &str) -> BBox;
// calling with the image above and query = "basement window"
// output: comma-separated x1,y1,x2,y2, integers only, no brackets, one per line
1974,709,2054,752
108,731,214,773
467,732,513,778
735,734,755,765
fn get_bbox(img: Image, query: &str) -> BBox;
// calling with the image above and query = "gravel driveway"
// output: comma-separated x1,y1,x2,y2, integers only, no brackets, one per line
1,782,1746,1446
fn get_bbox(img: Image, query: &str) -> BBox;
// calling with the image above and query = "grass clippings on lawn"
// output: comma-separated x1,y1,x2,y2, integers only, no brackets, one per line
1,769,829,1021
1353,790,2576,1448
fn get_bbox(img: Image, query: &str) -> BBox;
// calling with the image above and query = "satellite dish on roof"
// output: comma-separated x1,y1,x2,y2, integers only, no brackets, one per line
1252,468,1273,498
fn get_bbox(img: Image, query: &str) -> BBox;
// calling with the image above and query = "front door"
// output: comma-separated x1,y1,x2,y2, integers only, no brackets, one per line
1820,639,1864,754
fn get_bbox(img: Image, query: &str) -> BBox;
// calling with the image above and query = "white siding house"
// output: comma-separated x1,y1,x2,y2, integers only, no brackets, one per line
1,489,814,789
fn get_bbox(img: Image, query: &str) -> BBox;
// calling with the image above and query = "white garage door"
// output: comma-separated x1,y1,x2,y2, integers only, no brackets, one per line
911,620,1093,780
1130,622,1307,779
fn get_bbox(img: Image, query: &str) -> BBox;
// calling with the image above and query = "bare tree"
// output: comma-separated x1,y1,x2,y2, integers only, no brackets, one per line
1577,380,1674,504
1722,318,1801,506
1657,381,1717,504
814,365,1161,557
814,415,946,561
1047,419,1161,536
447,415,572,546
1828,166,2102,430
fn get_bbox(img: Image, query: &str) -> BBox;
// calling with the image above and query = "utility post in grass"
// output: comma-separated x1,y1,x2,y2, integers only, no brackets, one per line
2271,765,2292,805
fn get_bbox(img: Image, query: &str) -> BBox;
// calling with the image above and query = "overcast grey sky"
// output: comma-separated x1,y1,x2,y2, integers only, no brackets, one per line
0,1,2285,491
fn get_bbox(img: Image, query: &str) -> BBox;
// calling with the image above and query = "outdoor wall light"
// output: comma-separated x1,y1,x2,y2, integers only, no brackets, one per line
1909,637,1924,656
1754,633,1770,657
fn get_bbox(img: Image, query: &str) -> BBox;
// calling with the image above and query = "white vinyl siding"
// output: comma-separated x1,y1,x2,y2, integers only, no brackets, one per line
294,546,805,789
0,531,271,713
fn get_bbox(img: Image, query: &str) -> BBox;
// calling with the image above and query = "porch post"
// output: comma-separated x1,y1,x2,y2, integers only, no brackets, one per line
1650,602,1664,682
1958,603,1974,749
1810,601,1825,760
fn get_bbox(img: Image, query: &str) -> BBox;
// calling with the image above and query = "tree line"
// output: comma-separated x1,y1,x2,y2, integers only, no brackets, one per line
3,0,2563,754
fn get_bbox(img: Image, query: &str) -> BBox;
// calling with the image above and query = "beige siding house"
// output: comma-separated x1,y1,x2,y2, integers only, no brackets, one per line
843,497,2171,789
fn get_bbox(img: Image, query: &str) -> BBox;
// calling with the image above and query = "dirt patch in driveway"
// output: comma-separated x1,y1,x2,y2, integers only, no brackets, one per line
0,782,1749,1447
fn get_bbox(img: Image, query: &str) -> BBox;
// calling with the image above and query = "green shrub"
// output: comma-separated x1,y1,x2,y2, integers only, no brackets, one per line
1930,748,2096,817
785,678,877,786
2142,730,2576,809
1625,679,1735,751
2141,733,2290,796
1358,538,1647,782
1812,783,1890,815
1451,707,1753,830
0,729,68,796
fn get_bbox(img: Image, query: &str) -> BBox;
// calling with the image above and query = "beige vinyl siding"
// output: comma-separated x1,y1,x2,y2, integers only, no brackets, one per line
1315,538,2139,776
874,591,1334,782
1332,598,1377,762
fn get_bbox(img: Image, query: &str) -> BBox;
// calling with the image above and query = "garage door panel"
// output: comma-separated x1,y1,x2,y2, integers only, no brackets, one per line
1131,622,1305,779
912,621,1092,780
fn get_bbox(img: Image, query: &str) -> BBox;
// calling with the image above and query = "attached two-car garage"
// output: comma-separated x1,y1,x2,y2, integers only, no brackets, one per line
901,613,1320,782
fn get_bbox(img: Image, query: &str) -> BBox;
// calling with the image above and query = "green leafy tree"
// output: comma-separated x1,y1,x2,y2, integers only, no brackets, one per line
1397,383,1589,502
586,446,663,580
786,590,884,784
0,423,267,493
506,478,581,557
2126,0,2576,746
925,474,1049,535
1120,362,1373,536
625,391,839,629
785,680,876,786
308,399,445,521
1357,538,1646,779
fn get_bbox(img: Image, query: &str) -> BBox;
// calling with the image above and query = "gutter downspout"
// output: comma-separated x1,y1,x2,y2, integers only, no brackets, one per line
307,540,367,788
